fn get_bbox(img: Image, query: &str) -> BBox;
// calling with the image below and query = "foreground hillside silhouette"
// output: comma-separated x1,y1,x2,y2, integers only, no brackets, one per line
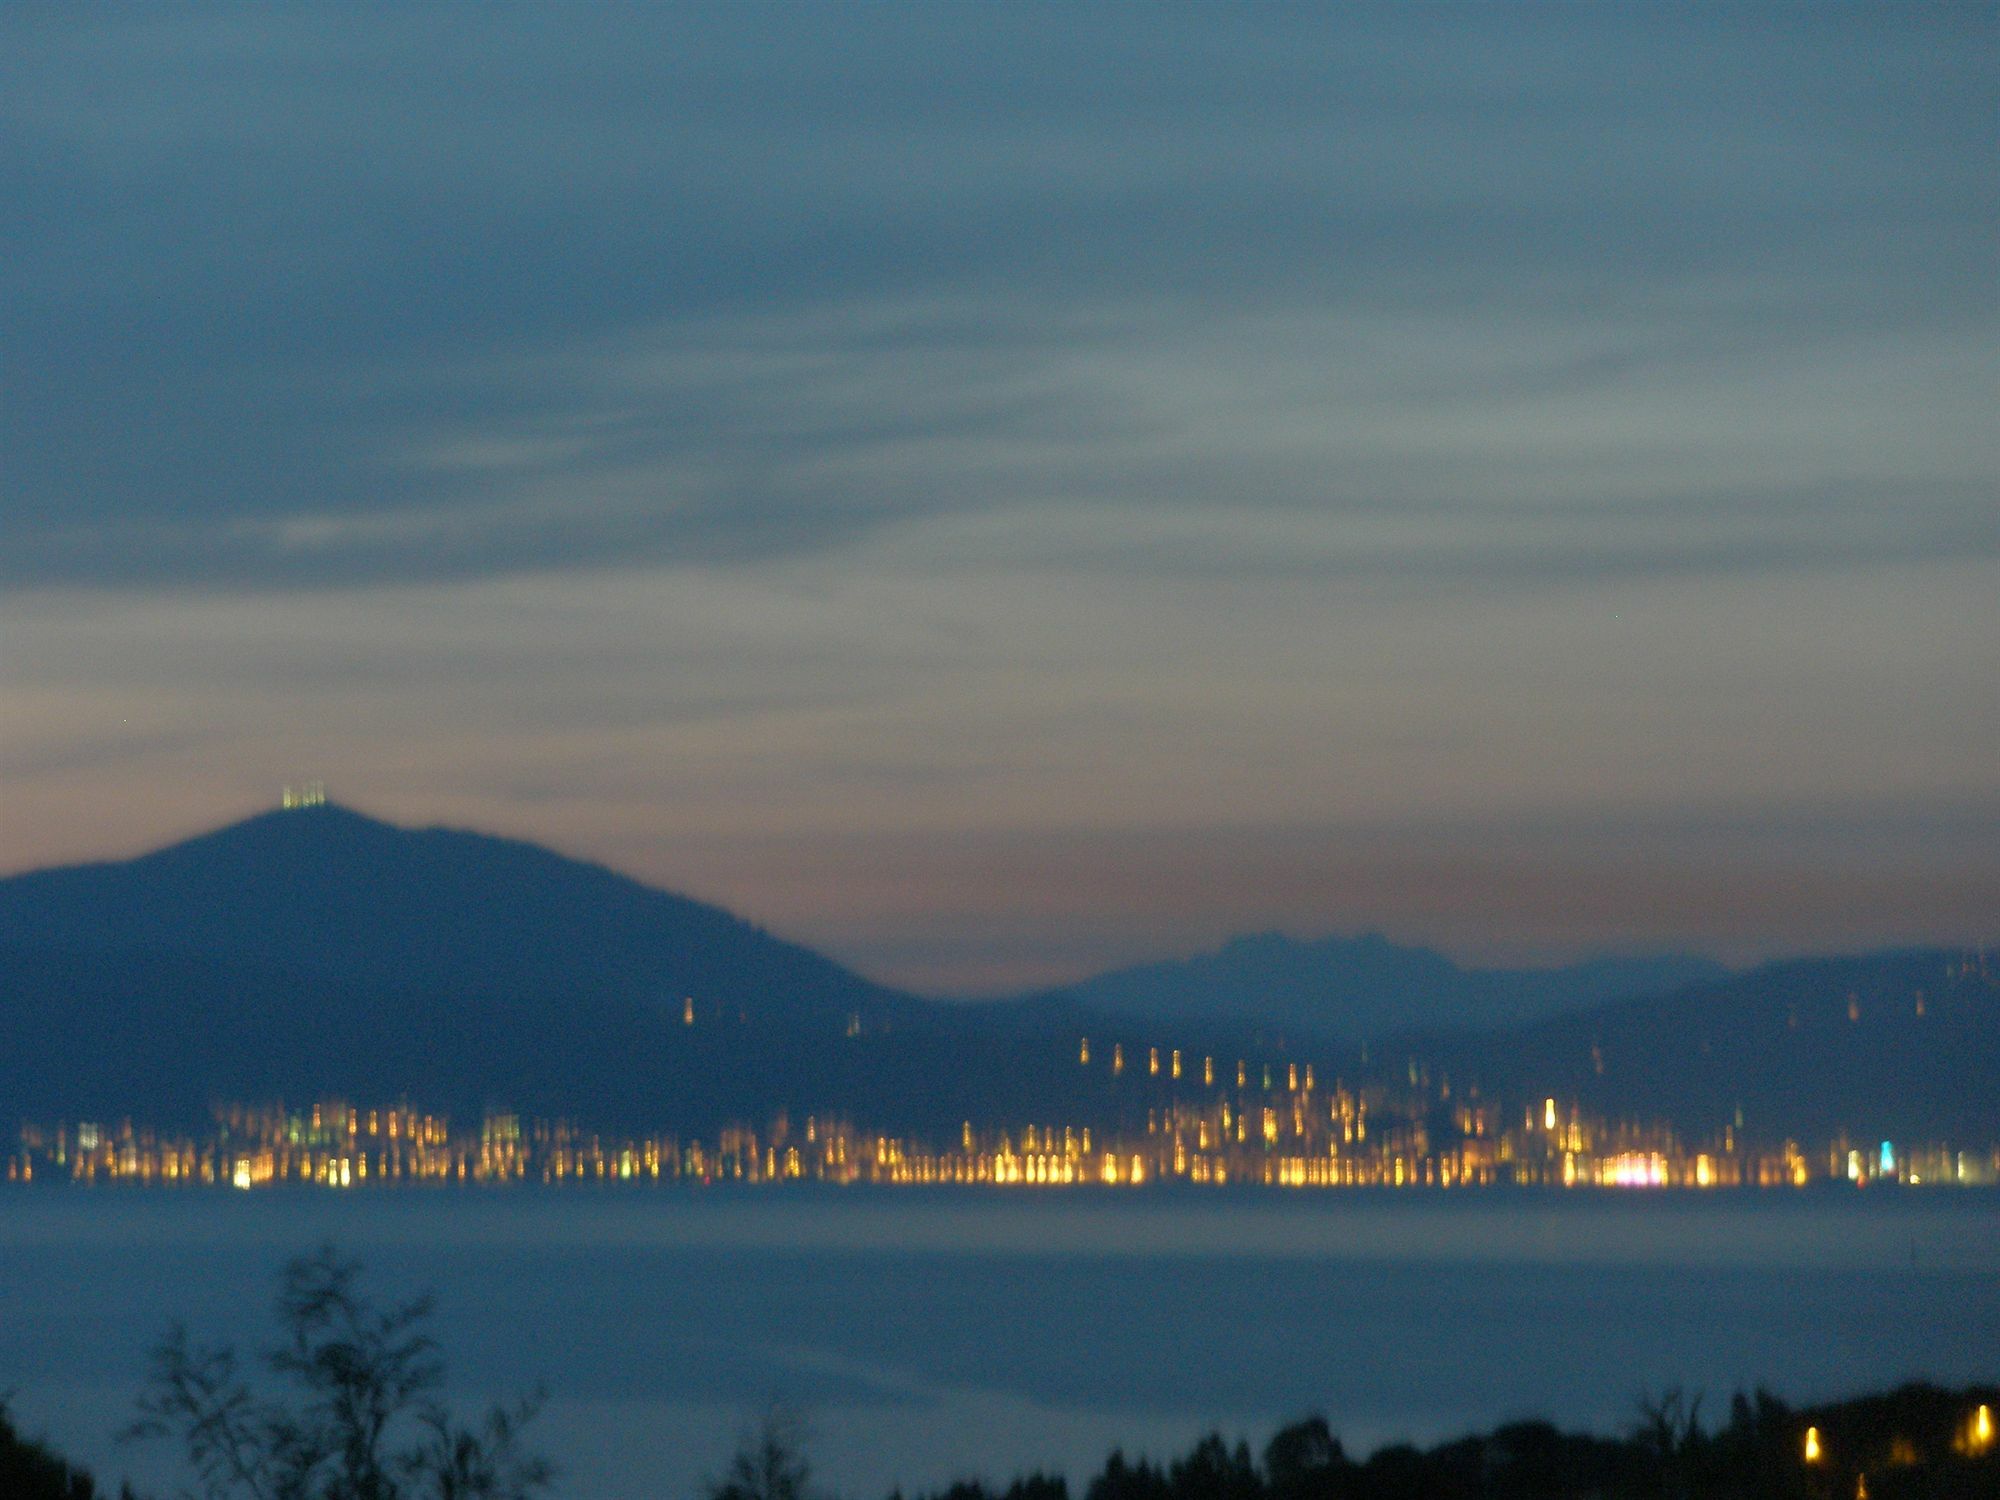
8,1381,1995,1500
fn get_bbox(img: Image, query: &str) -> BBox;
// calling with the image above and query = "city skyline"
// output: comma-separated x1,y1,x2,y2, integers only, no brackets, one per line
21,1084,1995,1194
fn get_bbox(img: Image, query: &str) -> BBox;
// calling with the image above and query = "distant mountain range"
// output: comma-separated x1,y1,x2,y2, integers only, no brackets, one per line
1,803,1991,1147
1011,931,1729,1044
1394,948,1999,1148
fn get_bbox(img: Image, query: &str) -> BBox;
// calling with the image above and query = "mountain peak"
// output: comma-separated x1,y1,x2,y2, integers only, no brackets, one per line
0,805,969,1135
160,797,416,865
1038,930,1728,1043
225,796,394,832
0,799,918,1025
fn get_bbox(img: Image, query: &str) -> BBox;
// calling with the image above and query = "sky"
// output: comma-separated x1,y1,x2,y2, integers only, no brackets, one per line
2,5,1995,994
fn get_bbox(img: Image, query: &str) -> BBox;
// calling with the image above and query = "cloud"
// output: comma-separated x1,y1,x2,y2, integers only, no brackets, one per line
3,6,1992,590
6,288,1992,591
3,6,1994,987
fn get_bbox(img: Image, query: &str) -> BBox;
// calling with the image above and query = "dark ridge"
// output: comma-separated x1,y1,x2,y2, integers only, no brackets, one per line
3,804,1991,1146
1394,947,2000,1146
1013,929,1731,1043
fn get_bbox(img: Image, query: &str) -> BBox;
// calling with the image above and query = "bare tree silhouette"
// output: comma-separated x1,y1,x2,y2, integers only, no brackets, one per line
126,1247,550,1500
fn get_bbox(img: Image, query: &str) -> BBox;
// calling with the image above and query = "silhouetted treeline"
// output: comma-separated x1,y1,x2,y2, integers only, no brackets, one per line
6,1381,1994,1500
0,1402,132,1500
901,1384,1999,1500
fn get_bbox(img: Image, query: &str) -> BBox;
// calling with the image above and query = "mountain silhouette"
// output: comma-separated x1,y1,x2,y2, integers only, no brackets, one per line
0,801,916,1028
1395,948,1999,1147
2,804,1988,1149
1018,930,1728,1043
0,802,1074,1134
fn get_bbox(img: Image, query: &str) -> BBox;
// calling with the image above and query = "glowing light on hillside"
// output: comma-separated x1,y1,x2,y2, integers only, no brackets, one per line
1968,1404,1994,1456
1804,1426,1822,1464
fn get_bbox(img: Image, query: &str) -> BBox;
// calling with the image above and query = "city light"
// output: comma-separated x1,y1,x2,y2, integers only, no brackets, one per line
13,1066,1997,1197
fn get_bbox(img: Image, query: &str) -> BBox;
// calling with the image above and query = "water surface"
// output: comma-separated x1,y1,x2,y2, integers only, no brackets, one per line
3,1186,1994,1497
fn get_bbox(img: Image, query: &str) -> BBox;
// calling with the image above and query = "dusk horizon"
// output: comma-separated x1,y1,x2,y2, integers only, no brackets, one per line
9,788,1995,998
6,4,1994,995
4,7,1996,1499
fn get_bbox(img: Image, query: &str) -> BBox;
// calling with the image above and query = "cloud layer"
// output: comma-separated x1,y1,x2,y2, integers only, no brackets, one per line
4,6,1994,988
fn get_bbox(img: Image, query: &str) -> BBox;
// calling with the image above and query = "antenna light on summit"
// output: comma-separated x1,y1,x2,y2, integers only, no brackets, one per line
281,780,327,810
